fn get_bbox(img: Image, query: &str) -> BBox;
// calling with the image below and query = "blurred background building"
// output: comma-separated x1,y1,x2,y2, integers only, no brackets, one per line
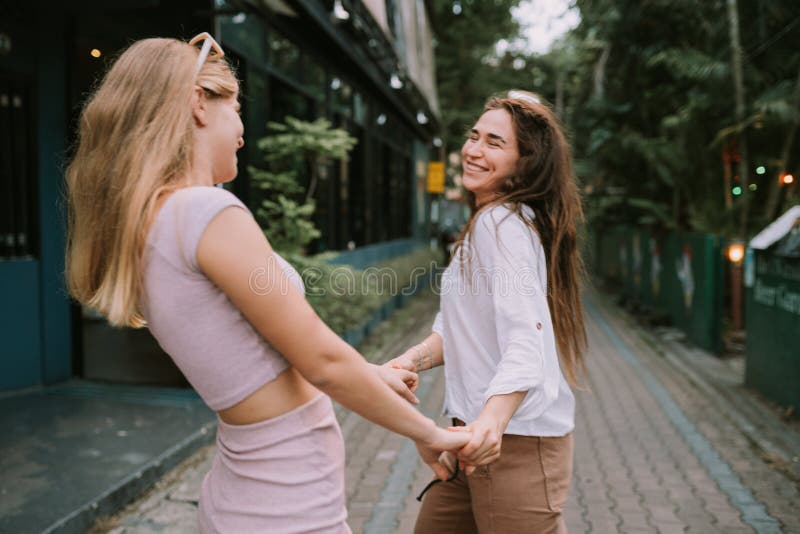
0,0,443,392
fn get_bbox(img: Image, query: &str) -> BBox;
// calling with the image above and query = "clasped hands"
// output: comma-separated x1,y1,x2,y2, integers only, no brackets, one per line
379,357,503,479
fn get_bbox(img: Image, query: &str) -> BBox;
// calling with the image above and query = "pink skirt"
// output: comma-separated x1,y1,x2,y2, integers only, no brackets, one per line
199,393,350,533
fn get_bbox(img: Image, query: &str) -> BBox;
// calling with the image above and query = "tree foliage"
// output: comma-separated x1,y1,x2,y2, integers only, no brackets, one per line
430,0,526,150
249,118,357,254
550,0,800,236
432,0,800,236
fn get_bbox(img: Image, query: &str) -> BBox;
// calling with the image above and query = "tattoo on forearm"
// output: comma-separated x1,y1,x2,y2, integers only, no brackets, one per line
415,353,432,372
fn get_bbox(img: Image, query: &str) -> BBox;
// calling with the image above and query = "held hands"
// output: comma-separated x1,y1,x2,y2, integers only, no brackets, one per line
385,340,433,373
416,442,451,481
417,425,472,480
384,351,417,373
373,364,419,404
450,415,504,476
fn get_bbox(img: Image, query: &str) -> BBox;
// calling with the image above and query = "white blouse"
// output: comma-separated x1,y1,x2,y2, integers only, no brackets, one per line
432,203,575,437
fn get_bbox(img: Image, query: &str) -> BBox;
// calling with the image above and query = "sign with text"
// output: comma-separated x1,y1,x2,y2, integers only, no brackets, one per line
427,162,445,194
753,278,800,316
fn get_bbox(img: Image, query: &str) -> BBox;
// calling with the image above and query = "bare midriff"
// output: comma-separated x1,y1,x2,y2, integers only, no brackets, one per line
217,366,319,426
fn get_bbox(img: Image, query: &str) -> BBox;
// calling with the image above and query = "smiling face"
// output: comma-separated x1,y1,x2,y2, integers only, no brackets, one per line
461,108,519,205
206,93,244,184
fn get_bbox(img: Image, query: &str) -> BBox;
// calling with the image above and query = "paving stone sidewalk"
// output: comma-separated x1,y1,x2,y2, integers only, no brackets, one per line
91,290,800,533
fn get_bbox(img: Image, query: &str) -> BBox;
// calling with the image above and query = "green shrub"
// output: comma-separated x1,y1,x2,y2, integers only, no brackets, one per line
249,117,358,255
284,247,441,335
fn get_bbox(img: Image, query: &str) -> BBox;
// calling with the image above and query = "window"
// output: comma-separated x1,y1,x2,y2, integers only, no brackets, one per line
0,77,36,259
353,91,367,126
385,0,398,38
269,76,314,122
218,10,268,64
305,56,326,99
330,75,352,118
269,32,301,79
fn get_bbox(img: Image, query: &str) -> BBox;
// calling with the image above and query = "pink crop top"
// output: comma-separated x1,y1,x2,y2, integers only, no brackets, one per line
141,186,301,410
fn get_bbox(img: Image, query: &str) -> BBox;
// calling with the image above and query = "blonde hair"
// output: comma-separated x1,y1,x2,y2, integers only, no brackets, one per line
65,37,238,327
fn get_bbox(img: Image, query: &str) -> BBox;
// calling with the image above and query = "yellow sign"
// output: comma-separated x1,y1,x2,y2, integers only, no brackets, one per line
427,162,445,194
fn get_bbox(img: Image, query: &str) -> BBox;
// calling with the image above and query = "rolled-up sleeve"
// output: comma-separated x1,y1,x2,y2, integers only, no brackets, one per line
473,209,559,420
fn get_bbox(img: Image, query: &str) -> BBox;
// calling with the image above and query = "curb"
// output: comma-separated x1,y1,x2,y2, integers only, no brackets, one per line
587,297,783,532
43,421,216,534
599,291,800,481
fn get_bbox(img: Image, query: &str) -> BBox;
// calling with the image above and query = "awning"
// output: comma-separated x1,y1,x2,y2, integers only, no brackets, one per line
749,205,800,251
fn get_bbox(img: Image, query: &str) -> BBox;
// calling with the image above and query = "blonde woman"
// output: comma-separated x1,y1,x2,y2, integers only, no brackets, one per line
388,91,587,533
65,34,468,533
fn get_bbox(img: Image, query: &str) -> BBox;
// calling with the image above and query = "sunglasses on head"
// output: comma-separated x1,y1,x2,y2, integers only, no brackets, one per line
507,90,540,105
189,32,224,78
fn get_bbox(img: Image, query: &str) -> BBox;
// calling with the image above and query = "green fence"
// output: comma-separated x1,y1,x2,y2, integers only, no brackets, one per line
745,251,800,409
592,227,724,353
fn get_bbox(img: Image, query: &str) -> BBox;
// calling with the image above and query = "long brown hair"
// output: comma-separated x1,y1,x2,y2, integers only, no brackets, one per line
65,37,238,327
453,90,587,386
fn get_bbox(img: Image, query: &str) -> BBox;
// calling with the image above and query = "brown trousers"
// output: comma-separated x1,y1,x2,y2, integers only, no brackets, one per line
415,432,573,534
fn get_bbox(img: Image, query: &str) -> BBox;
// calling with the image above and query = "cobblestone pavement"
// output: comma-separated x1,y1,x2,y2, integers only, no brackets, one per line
91,291,800,533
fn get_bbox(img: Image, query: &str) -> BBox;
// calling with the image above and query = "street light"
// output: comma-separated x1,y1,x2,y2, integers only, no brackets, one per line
332,0,350,21
727,240,745,330
390,73,403,89
782,173,794,185
727,242,744,263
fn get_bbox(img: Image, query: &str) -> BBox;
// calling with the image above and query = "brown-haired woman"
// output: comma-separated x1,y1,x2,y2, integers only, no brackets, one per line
65,34,469,533
387,90,587,533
